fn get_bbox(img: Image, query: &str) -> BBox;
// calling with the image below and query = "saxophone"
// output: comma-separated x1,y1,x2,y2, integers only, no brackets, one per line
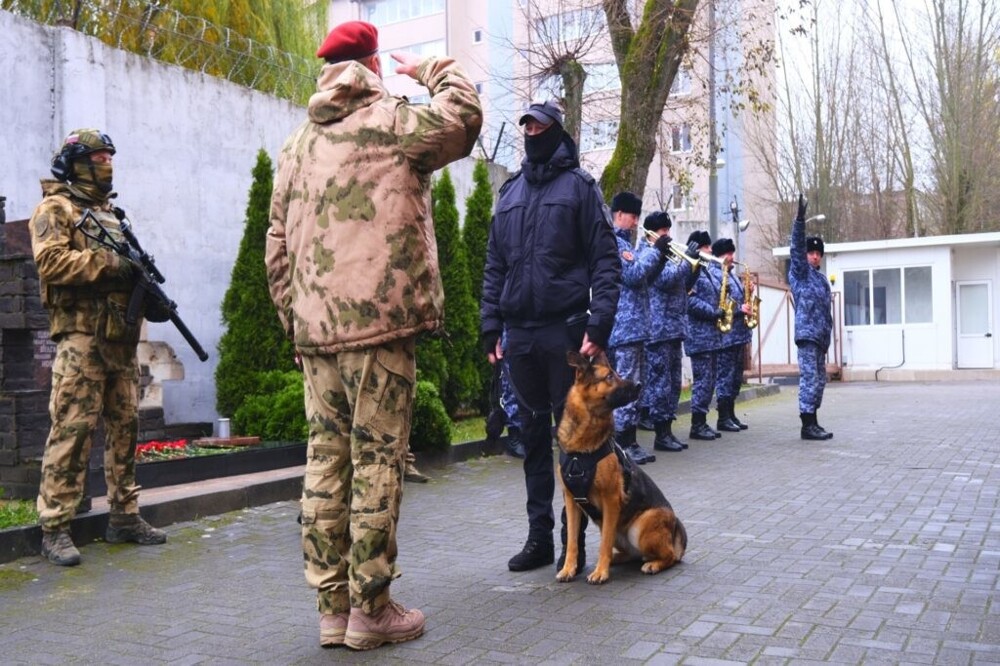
743,265,761,329
717,262,734,333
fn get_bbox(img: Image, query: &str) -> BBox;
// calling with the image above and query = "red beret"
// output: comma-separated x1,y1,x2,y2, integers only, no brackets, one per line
316,21,379,62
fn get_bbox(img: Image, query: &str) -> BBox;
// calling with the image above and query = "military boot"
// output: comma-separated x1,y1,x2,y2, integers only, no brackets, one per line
106,513,167,545
617,425,655,464
41,529,81,566
716,398,742,432
690,412,719,441
404,451,430,483
731,403,749,430
652,421,683,452
814,412,833,439
556,513,588,572
800,412,833,441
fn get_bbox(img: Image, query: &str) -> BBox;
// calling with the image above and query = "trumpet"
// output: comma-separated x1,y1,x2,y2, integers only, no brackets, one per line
642,229,726,267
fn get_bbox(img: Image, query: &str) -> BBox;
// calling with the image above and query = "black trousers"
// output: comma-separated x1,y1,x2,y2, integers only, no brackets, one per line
505,320,581,543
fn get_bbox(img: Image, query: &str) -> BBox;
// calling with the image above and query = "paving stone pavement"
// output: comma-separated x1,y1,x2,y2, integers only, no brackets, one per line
2,381,1000,664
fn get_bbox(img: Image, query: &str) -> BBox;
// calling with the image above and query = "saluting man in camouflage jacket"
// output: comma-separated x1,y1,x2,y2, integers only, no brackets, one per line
789,194,834,441
30,129,167,567
265,21,482,651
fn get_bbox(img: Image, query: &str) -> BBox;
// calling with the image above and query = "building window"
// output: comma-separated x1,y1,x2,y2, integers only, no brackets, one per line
669,184,688,211
362,0,445,26
579,118,619,153
382,39,445,75
584,62,621,94
844,266,932,326
535,6,606,43
669,67,692,96
670,124,692,153
473,29,484,43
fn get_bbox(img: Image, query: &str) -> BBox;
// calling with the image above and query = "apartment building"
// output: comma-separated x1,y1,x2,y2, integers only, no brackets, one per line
326,0,778,275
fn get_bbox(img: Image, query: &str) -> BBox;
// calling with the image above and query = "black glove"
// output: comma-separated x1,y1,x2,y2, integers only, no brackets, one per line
653,234,672,258
483,330,500,355
796,193,808,222
144,296,173,323
686,240,700,259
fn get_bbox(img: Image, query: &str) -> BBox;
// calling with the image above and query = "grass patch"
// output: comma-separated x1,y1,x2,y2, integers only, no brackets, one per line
452,416,486,444
0,495,38,531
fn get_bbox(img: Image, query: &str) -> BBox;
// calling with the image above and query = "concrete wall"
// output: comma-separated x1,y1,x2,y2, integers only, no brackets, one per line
1,10,499,424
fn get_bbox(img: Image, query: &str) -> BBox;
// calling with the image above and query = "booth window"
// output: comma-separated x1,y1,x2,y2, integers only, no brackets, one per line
844,266,932,326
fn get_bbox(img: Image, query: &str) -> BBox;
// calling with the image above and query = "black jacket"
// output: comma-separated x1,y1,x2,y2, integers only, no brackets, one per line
480,136,620,347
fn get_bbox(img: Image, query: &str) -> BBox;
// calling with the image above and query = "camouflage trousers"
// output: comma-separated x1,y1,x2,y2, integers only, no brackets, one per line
715,344,746,401
689,351,718,415
797,341,827,413
299,336,414,616
643,340,683,422
37,333,140,531
500,331,520,427
608,343,645,432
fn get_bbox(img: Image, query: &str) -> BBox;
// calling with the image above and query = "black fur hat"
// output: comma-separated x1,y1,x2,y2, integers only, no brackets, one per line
611,191,642,215
687,230,711,248
711,238,736,257
643,211,672,232
806,236,825,256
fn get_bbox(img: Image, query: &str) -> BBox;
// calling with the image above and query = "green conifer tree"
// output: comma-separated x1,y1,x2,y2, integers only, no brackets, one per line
215,149,295,418
426,168,479,416
461,159,495,412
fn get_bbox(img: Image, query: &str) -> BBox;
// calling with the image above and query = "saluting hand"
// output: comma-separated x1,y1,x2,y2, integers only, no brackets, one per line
391,52,424,80
796,193,808,222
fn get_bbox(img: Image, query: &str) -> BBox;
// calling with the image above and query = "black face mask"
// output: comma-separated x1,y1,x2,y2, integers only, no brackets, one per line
524,125,563,164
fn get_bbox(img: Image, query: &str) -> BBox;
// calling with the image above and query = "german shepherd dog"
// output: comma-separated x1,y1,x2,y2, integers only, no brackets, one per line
556,351,687,584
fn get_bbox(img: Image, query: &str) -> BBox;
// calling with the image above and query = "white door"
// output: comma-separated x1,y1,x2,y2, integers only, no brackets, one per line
956,281,994,369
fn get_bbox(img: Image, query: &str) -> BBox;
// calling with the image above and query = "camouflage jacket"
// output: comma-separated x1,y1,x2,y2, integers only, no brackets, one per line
29,180,132,338
789,219,833,348
647,258,693,344
608,228,665,348
266,57,483,355
684,263,725,356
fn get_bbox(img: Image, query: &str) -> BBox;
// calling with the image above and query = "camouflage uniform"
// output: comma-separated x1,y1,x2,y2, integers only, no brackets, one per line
266,56,481,615
29,180,142,531
685,263,725,417
608,229,665,433
789,219,833,414
715,264,752,403
645,260,693,422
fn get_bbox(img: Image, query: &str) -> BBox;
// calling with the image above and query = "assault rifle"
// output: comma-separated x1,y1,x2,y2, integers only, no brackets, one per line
74,207,209,362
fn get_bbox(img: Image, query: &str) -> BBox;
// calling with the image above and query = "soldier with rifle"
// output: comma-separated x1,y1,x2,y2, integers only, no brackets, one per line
29,129,204,566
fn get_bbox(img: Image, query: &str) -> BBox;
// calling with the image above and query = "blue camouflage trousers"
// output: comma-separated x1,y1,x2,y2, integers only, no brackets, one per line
299,336,413,616
689,351,717,415
644,340,683,422
797,341,827,413
715,344,745,401
608,343,645,432
500,330,520,428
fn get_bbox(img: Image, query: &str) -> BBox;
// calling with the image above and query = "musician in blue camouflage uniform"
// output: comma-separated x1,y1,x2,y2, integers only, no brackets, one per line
607,192,669,465
643,212,700,452
712,238,753,433
789,194,834,441
684,230,727,441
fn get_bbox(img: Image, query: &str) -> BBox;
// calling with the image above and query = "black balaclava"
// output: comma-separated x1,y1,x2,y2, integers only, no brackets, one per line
524,124,563,164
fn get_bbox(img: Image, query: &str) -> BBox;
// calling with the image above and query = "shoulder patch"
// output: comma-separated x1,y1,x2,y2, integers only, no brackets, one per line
621,250,634,262
34,213,50,238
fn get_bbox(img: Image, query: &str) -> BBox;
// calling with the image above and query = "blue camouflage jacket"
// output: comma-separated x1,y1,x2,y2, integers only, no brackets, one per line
720,264,753,348
684,263,725,356
608,228,665,348
647,257,693,344
789,219,833,348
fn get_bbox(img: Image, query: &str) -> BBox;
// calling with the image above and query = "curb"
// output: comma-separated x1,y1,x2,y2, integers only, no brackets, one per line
0,384,779,565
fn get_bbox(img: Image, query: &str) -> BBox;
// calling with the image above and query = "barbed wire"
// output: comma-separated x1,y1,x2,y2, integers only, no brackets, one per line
3,0,318,104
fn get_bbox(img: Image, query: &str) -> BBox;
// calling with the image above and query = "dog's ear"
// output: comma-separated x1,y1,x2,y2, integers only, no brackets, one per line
566,350,588,370
592,351,610,368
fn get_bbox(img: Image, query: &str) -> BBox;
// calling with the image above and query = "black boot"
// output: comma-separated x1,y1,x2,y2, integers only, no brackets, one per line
505,426,525,459
617,425,655,464
556,512,588,571
508,537,554,571
815,412,833,439
637,409,655,431
653,421,683,452
800,412,832,441
716,398,742,432
689,412,718,441
731,401,749,430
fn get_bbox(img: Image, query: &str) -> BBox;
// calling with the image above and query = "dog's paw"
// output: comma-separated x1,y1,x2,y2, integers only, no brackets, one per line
640,562,664,575
586,569,610,585
555,567,577,582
